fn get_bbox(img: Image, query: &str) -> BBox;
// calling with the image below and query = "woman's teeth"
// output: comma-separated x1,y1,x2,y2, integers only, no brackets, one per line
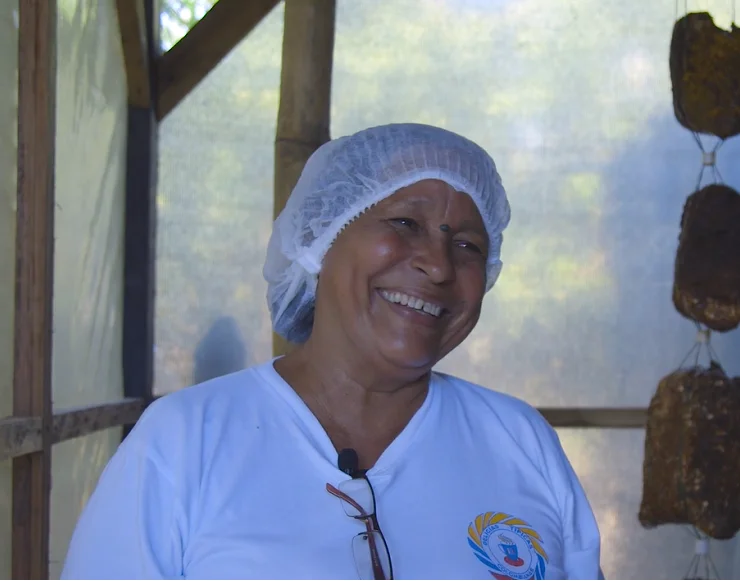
379,290,443,317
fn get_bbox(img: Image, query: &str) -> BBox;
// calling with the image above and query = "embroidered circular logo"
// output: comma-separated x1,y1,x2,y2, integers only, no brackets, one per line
467,512,548,580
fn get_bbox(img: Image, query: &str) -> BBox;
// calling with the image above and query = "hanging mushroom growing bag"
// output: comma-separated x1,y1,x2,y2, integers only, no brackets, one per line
670,12,740,138
639,364,740,539
672,184,740,332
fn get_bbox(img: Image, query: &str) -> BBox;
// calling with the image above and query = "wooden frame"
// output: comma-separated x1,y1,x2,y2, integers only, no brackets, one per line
273,0,336,356
4,0,158,576
117,0,152,109
52,399,148,444
0,404,648,463
156,0,281,120
1,400,148,462
11,1,57,577
0,417,42,461
120,0,158,435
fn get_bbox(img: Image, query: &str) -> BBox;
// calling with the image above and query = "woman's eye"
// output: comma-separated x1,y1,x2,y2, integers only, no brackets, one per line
457,240,484,255
390,217,419,230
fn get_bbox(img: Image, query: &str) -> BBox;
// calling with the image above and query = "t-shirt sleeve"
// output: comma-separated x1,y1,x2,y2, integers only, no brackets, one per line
61,404,187,579
544,428,603,580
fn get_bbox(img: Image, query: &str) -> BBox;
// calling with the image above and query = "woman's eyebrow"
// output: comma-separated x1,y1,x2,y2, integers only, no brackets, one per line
381,198,426,212
383,198,487,237
456,219,488,237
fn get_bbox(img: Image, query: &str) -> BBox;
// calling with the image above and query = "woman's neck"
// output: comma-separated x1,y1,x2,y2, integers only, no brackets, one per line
273,340,431,470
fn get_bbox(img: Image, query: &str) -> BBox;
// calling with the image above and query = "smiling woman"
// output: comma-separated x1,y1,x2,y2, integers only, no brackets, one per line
310,180,490,380
60,123,602,580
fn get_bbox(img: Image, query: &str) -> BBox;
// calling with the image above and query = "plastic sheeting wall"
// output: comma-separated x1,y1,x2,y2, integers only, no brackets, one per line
155,5,284,394
49,0,127,577
0,1,18,577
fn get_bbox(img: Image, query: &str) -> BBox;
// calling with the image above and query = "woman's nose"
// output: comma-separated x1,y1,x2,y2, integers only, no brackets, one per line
410,237,455,284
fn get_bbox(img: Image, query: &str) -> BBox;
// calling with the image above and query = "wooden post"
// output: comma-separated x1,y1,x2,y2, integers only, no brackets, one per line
273,0,336,356
12,0,56,578
118,0,159,435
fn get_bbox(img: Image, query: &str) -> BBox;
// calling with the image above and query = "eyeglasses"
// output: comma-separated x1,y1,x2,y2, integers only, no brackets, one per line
326,476,394,580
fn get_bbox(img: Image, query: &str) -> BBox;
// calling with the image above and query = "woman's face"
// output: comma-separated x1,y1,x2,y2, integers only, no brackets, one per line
313,179,489,373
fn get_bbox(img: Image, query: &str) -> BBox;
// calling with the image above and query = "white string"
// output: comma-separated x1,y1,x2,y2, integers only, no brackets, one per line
683,528,721,579
677,325,723,369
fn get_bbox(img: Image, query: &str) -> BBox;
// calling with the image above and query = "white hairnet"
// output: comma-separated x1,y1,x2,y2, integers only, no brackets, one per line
263,123,511,343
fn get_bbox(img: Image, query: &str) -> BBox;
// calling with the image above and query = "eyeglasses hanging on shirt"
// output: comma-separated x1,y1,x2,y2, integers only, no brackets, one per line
326,449,394,580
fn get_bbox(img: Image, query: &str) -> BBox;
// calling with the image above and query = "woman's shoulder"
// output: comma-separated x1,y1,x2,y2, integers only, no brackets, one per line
433,371,546,417
431,372,575,484
156,361,273,405
143,362,265,413
124,361,280,452
431,371,559,444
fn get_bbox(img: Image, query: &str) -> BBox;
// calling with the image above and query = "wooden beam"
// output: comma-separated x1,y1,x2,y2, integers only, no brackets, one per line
273,0,336,356
0,417,42,461
12,0,56,577
123,0,157,435
0,399,149,461
539,407,647,428
122,110,157,406
116,0,151,108
156,0,281,120
52,398,148,444
0,404,647,462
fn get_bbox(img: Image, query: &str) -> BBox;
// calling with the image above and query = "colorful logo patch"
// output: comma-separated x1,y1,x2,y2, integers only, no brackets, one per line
468,512,548,580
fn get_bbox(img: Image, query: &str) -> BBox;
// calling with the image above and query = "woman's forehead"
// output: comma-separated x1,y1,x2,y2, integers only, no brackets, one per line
380,180,483,218
388,179,456,200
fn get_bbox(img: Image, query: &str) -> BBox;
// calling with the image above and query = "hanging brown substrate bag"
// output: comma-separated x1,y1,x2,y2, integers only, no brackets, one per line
639,364,740,539
669,12,740,139
673,184,740,332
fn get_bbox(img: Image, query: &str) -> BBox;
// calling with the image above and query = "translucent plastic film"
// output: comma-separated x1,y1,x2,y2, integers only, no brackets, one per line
50,0,128,576
53,0,127,411
332,0,740,408
155,5,284,394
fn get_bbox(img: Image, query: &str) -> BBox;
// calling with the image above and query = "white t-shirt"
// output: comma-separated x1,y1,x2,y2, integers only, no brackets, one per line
61,360,602,580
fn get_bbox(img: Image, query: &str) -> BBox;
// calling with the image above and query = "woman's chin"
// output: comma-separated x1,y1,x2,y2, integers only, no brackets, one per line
373,334,444,372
